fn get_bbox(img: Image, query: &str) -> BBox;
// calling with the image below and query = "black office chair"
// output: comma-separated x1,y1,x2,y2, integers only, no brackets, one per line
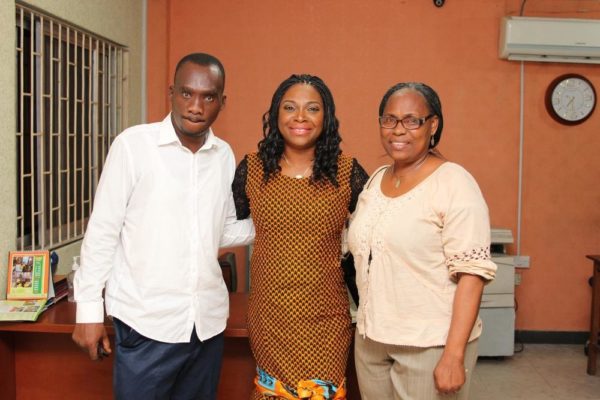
218,252,237,292
585,275,599,356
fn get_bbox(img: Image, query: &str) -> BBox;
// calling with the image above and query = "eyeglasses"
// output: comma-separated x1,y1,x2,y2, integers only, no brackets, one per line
378,114,434,130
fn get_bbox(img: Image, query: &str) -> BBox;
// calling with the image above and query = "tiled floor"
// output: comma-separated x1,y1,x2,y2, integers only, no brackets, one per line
471,344,600,399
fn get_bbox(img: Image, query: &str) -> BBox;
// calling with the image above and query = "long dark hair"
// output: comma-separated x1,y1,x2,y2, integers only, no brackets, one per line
258,74,342,186
379,82,444,149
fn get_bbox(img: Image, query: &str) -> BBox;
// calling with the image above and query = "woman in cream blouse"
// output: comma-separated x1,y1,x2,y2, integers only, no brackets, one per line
347,82,497,400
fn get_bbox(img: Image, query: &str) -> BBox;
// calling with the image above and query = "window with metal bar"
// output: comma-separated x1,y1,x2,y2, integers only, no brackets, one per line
15,4,129,250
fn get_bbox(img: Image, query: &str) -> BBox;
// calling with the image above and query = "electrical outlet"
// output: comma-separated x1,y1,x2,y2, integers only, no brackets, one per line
514,255,530,268
514,273,522,286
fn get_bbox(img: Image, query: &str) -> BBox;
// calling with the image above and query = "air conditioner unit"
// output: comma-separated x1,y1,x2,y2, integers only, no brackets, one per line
499,16,600,64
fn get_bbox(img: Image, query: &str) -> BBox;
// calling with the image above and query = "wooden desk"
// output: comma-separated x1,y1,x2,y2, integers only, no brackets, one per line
0,294,359,399
586,255,600,375
0,301,115,400
0,294,254,400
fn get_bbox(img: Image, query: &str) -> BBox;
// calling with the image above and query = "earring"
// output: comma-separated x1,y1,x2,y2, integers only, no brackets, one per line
430,135,435,146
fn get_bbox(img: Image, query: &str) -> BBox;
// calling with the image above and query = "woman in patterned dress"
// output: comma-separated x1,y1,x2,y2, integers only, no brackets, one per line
348,82,497,400
232,74,368,399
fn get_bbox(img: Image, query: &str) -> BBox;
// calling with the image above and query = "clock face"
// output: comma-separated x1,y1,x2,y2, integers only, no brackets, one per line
547,75,596,125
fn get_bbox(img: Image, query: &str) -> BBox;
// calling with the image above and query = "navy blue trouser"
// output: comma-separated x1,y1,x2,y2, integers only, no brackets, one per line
113,318,224,400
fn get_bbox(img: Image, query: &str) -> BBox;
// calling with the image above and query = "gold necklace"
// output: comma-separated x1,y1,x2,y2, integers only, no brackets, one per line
391,155,429,188
282,154,312,179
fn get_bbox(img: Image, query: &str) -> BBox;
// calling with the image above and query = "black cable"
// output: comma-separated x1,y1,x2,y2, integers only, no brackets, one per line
513,296,525,353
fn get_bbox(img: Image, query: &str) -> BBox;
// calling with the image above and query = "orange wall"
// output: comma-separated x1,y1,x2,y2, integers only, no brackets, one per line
146,0,600,332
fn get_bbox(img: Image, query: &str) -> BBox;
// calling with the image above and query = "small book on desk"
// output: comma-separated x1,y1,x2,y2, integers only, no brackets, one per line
0,250,50,322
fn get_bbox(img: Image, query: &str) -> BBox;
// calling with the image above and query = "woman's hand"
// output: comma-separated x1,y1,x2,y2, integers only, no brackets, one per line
434,273,484,394
433,352,466,394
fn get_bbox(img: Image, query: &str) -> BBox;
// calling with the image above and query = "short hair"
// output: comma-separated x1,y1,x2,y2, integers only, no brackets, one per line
174,53,225,91
379,82,444,149
258,74,342,186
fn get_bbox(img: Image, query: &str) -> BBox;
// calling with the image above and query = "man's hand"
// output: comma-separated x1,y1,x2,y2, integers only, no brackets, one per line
72,322,112,361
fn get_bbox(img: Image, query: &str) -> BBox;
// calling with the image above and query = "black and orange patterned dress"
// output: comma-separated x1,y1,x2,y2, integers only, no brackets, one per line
233,152,368,399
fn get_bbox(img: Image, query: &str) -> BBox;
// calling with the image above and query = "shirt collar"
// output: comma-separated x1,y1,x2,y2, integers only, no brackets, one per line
158,113,219,151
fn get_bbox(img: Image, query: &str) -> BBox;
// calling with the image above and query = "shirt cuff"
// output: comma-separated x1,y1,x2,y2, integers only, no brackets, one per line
448,259,497,283
76,300,105,323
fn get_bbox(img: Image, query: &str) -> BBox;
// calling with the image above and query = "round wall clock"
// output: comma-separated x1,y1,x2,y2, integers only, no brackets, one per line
545,74,596,125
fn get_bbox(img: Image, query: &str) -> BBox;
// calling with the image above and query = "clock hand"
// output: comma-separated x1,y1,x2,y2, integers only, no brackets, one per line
566,96,575,110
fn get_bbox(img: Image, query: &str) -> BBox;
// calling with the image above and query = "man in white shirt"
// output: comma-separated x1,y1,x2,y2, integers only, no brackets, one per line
72,53,254,400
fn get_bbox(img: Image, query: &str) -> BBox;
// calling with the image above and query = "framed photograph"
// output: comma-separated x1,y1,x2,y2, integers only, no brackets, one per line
6,250,50,300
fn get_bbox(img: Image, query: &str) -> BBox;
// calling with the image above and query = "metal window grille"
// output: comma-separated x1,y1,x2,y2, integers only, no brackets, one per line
16,4,129,250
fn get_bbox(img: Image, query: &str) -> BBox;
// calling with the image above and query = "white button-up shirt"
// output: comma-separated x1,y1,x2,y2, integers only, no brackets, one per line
75,115,254,343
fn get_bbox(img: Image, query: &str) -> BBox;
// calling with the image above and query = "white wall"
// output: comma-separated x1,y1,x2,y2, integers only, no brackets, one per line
0,2,18,299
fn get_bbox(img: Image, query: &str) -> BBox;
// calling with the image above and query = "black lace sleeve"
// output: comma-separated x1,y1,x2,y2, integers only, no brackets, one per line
349,158,369,213
232,156,250,220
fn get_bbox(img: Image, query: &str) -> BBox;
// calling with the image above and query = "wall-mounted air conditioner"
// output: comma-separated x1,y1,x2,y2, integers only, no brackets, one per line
499,16,600,64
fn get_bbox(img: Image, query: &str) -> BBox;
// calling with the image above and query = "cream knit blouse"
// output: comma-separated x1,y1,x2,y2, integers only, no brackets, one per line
347,162,497,347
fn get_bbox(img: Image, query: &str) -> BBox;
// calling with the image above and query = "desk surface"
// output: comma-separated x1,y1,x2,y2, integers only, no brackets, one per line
0,293,249,337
